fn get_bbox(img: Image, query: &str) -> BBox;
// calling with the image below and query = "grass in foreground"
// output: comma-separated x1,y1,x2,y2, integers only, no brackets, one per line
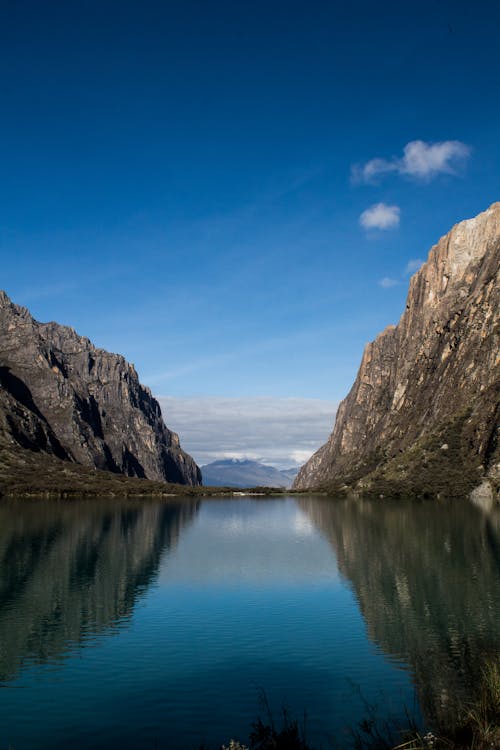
216,659,500,750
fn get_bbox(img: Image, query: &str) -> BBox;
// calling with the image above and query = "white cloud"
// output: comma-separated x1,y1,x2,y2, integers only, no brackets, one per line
158,396,337,469
378,277,399,288
290,449,317,465
405,258,423,274
351,158,398,184
360,202,400,230
351,139,470,184
400,140,470,179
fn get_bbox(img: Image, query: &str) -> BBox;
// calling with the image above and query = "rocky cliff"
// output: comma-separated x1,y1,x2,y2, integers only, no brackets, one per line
0,292,201,486
294,203,500,497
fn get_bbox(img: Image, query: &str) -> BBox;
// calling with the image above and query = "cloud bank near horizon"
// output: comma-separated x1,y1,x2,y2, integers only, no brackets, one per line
158,396,338,469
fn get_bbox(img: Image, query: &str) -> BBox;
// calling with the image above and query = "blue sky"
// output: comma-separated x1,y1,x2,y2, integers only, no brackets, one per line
1,1,499,465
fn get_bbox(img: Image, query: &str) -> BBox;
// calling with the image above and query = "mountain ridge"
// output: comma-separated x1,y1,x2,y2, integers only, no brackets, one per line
0,291,201,486
201,458,298,488
294,203,500,498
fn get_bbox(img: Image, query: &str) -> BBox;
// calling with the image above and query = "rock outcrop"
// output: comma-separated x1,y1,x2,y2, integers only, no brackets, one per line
0,292,201,485
294,203,500,496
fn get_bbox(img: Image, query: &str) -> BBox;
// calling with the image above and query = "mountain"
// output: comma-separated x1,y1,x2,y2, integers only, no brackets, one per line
201,459,298,488
294,203,500,498
0,291,201,486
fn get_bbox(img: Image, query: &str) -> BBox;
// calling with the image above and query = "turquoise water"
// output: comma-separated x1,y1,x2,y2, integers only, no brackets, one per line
0,496,499,749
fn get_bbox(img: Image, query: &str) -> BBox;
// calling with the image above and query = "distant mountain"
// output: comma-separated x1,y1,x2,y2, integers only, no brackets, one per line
294,203,500,499
0,291,201,486
201,459,298,488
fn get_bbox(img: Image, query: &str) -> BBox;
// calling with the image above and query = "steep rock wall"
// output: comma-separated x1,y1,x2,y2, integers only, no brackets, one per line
294,203,500,492
0,292,201,485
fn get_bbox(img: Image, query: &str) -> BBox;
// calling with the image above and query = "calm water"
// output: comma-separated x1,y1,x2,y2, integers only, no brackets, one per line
0,495,499,749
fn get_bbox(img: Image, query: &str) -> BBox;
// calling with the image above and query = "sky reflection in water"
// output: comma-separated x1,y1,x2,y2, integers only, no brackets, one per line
0,496,499,750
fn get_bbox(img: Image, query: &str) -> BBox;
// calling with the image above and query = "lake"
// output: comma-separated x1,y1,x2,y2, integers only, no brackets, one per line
0,495,499,749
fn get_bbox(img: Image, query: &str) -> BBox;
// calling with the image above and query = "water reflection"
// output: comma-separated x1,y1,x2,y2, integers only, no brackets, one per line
0,498,198,682
1,495,499,747
298,496,500,730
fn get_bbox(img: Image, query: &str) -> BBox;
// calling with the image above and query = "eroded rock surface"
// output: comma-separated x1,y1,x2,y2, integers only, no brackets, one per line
294,203,500,495
0,292,201,485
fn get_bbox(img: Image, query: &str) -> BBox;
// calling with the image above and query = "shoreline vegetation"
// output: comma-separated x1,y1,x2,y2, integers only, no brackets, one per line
303,408,500,503
0,444,291,499
0,440,498,501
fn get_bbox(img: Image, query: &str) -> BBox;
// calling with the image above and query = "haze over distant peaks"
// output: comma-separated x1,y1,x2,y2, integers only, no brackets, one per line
201,458,298,488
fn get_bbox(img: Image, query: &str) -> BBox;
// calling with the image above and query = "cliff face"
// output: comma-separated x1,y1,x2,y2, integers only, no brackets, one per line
294,203,500,494
0,292,201,486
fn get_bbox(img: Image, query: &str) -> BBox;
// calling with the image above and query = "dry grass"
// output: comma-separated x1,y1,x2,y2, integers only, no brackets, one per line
216,659,500,750
458,658,500,749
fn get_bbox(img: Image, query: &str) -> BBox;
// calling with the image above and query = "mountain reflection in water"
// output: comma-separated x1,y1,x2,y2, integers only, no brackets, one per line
298,496,500,731
0,495,499,749
0,498,199,682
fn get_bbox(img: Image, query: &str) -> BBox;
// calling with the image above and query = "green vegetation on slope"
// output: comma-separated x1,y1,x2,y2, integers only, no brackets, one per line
319,405,499,500
0,443,287,499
